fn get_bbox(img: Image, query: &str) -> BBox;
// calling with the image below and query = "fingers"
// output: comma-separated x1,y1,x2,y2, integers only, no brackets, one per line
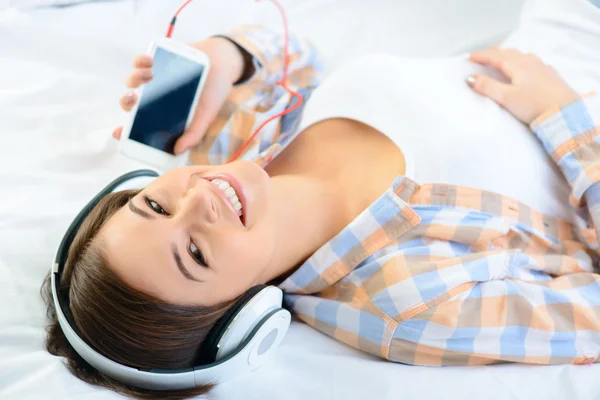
112,127,122,140
173,91,224,154
133,55,153,69
174,129,204,155
125,68,153,88
469,48,526,80
114,56,154,142
466,74,511,106
173,111,215,155
119,91,138,111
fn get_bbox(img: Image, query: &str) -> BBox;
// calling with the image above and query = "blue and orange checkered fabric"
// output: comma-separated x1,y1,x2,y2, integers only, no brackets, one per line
197,26,600,366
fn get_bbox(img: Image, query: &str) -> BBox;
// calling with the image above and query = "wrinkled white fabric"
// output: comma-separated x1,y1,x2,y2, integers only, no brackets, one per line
2,0,600,399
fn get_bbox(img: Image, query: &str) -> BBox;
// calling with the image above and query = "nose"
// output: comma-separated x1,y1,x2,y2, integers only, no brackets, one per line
176,176,218,225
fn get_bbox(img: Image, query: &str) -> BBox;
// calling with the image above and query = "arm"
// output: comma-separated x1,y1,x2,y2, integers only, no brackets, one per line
406,48,600,366
219,25,323,90
191,25,324,164
113,26,323,158
468,48,600,251
530,96,600,249
395,253,600,365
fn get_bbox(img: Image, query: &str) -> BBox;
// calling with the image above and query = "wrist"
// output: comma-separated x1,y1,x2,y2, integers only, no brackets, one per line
537,91,581,123
190,37,247,84
532,93,581,126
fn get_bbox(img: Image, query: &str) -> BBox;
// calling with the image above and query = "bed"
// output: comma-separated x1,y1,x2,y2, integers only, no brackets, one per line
1,0,600,399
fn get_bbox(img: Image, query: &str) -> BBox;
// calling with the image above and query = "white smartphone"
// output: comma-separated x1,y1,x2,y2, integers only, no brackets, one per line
119,37,210,170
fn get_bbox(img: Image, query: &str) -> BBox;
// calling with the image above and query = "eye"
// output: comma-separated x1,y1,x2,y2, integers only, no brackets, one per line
144,196,169,215
189,240,208,268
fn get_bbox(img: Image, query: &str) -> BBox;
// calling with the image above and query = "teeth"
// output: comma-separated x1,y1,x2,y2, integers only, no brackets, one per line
218,181,228,190
209,178,243,217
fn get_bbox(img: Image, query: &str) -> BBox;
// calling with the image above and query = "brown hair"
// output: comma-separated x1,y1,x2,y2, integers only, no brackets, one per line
40,189,239,400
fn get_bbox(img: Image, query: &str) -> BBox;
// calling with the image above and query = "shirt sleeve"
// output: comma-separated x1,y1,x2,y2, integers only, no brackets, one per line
530,93,600,251
390,250,600,366
219,25,323,90
190,25,324,165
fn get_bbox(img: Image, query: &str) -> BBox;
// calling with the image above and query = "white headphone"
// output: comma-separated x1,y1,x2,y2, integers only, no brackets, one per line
51,169,291,390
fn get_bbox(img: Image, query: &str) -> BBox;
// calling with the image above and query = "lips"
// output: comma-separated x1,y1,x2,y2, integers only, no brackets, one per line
202,173,247,227
209,178,243,216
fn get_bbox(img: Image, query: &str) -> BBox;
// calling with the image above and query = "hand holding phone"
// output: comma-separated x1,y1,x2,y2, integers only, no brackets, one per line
114,37,247,169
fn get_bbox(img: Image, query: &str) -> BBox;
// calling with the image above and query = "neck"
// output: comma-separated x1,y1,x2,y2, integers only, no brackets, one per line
257,174,347,284
255,118,406,284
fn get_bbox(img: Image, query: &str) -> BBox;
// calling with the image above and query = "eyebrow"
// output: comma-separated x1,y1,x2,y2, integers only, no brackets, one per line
128,200,155,220
172,244,203,282
127,200,202,283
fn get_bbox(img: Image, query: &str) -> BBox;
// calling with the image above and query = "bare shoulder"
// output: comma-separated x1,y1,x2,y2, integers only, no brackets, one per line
266,118,405,187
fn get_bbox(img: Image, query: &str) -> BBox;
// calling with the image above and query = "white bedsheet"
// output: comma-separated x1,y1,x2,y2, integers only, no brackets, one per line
2,0,600,399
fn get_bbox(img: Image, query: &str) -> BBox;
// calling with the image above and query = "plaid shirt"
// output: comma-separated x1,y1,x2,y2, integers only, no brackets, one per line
196,26,600,366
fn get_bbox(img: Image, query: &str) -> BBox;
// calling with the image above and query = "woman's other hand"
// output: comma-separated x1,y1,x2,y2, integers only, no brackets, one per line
113,37,246,154
467,48,579,124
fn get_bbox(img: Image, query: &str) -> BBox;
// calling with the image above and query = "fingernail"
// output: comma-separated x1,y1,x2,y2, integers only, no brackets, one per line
141,58,153,67
466,75,477,86
124,92,135,104
141,71,153,80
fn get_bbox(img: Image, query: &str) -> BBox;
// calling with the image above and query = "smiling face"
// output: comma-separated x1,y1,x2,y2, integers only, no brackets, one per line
98,160,279,306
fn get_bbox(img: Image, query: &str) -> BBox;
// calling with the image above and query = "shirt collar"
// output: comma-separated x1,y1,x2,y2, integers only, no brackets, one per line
278,176,421,294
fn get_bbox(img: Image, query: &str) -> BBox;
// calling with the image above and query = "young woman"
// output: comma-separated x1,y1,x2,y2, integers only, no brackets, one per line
42,16,600,400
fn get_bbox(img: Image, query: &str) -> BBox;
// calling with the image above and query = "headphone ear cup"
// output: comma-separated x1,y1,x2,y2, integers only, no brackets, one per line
195,284,267,365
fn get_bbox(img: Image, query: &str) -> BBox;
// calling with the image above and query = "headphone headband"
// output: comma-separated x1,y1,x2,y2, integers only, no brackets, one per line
51,170,290,390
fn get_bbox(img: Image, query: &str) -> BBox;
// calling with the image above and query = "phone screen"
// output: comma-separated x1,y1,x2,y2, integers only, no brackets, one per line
129,47,205,155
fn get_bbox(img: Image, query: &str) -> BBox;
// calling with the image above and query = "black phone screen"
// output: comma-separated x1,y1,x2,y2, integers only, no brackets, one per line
129,47,205,155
